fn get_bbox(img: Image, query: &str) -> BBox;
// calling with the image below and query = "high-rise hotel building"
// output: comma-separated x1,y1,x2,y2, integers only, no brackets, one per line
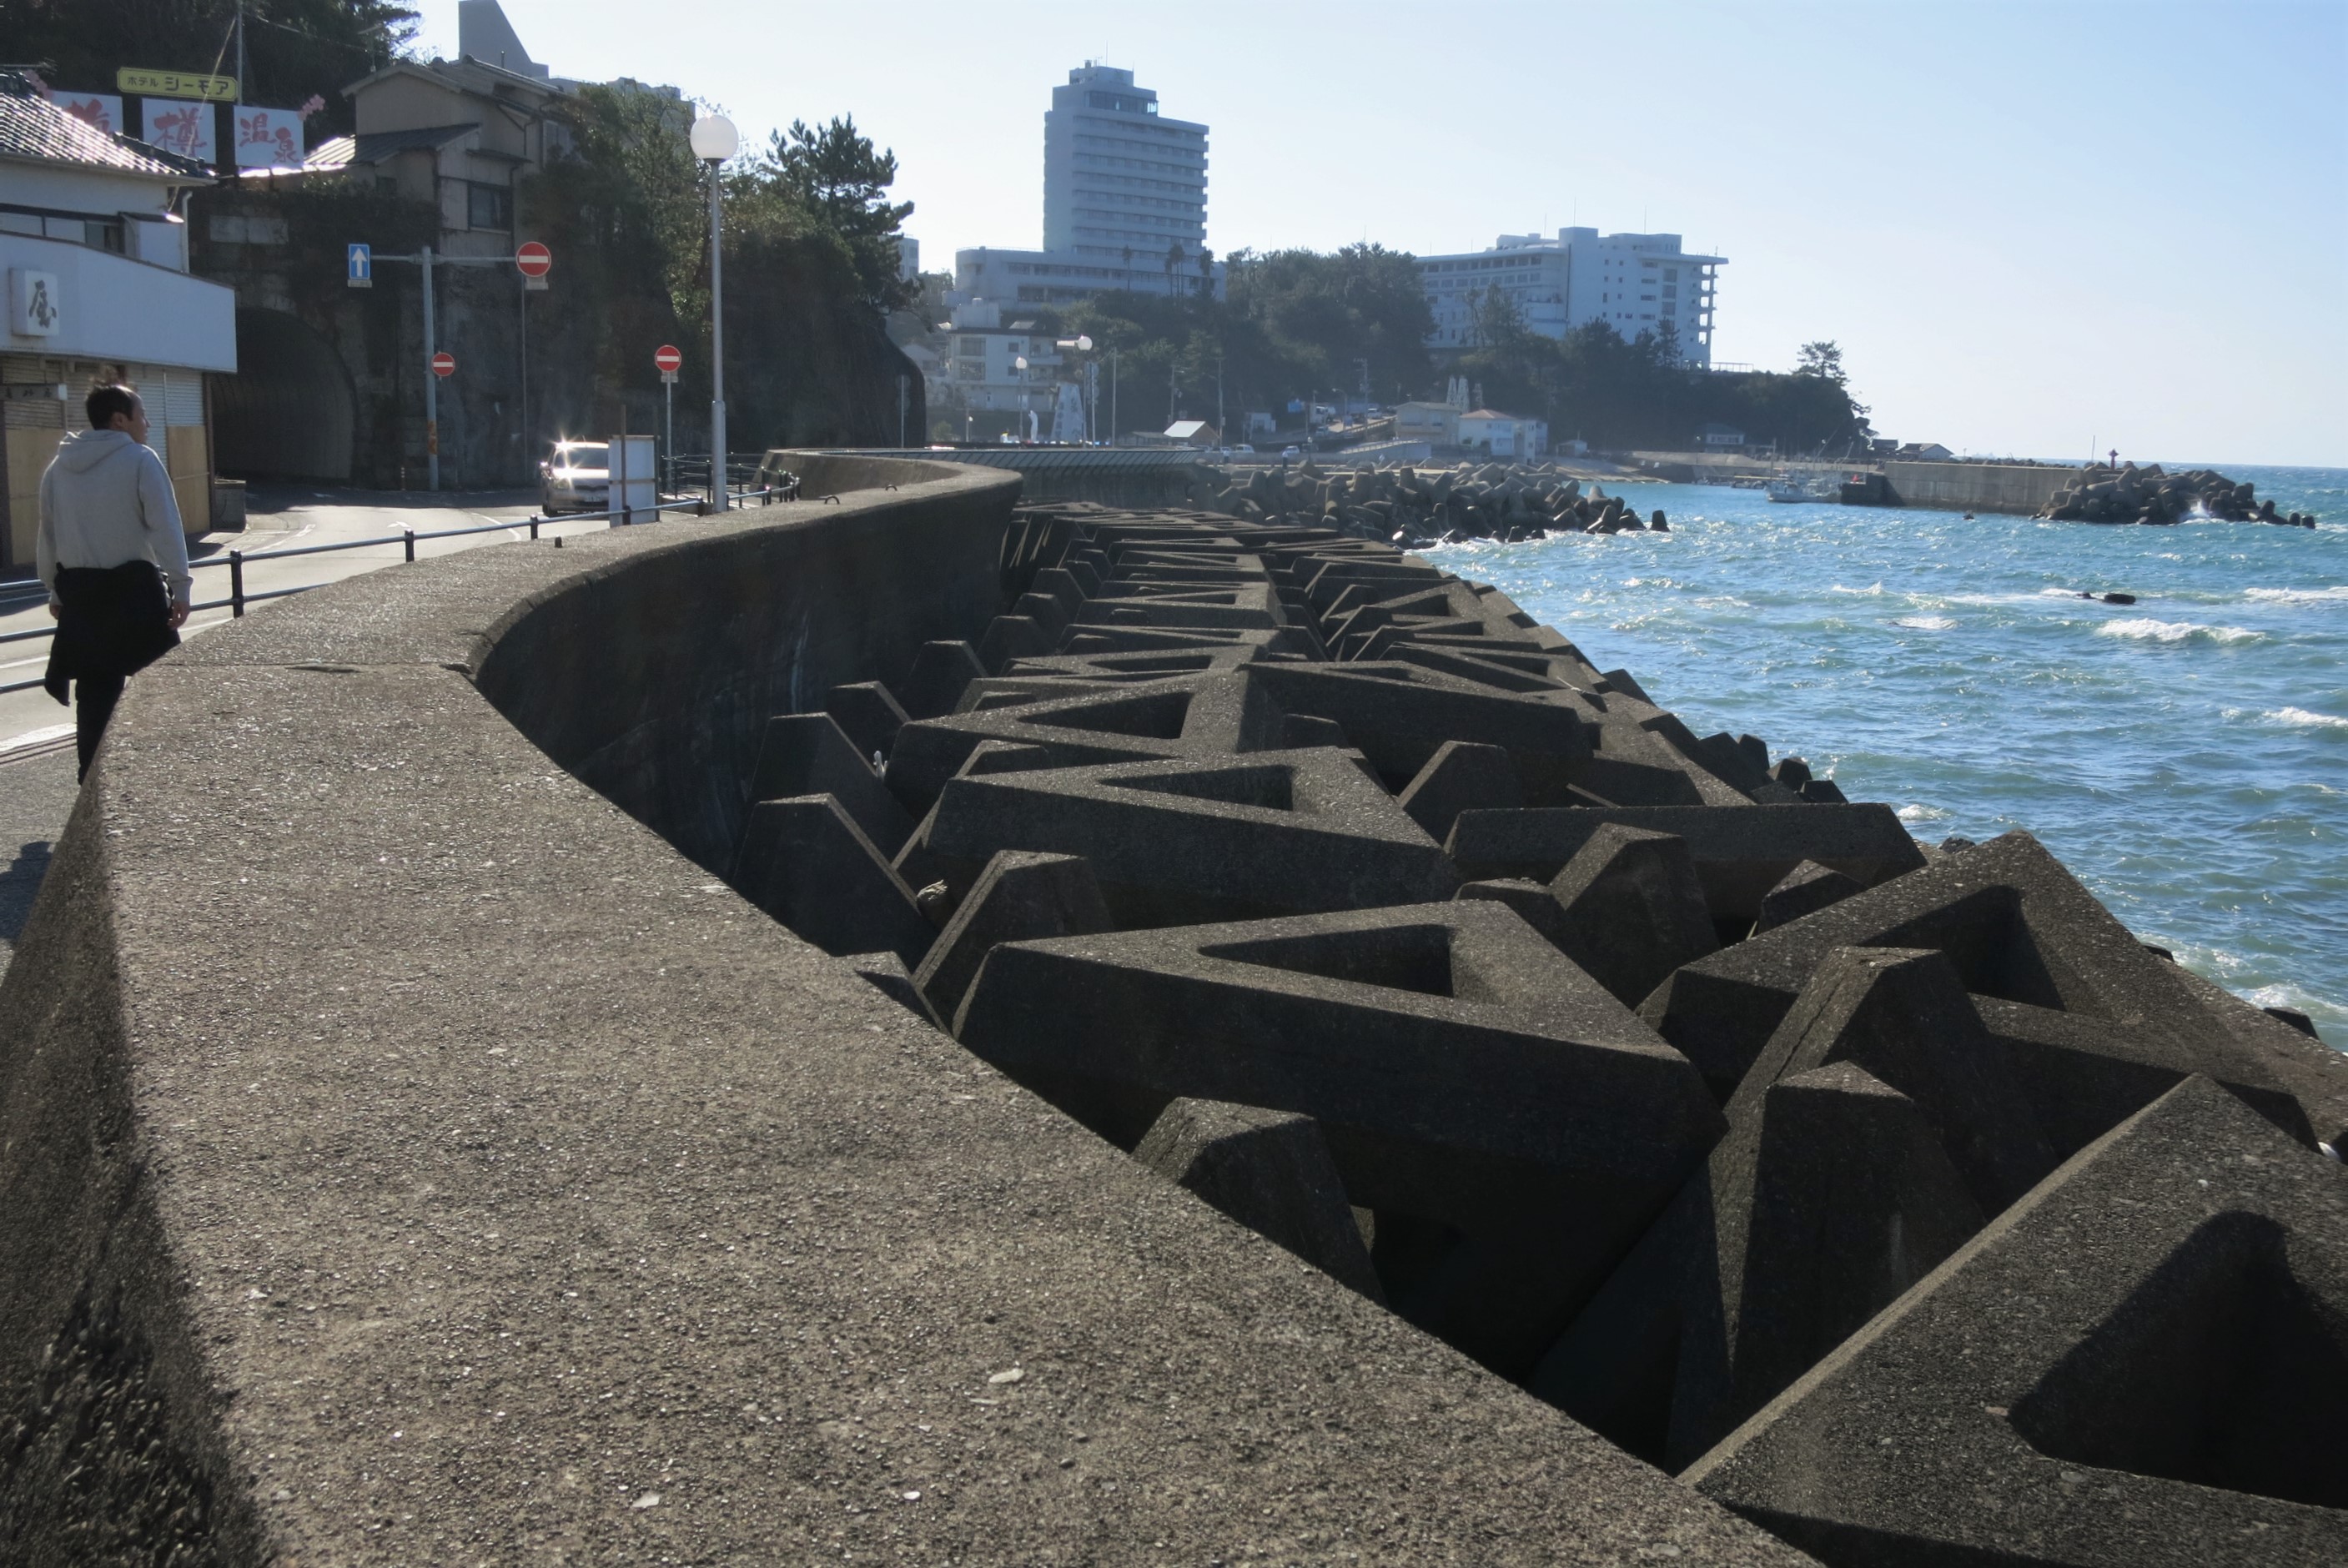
956,63,1224,307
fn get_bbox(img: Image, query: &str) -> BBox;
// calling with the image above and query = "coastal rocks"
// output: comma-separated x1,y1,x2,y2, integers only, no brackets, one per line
2038,462,2318,527
714,490,2343,1565
1188,459,1663,547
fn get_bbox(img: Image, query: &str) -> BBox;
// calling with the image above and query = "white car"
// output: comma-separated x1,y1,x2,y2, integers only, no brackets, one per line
1281,445,1301,460
540,441,611,514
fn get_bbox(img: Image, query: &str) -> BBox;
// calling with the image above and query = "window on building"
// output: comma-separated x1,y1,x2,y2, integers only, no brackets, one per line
467,182,512,231
2,206,127,253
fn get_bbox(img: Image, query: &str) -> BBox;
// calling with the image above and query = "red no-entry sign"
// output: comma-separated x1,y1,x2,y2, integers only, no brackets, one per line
431,350,456,378
654,344,682,374
515,241,552,278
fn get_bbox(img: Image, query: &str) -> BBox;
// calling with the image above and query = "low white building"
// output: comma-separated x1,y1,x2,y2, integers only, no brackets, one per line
1394,401,1461,445
927,299,1075,440
1417,228,1722,365
2,71,234,568
955,244,1224,307
1457,410,1547,459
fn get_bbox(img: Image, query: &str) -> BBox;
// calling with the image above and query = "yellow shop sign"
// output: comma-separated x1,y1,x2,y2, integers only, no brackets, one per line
116,68,239,101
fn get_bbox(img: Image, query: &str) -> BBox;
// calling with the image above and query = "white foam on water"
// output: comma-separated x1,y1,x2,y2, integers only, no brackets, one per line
1829,581,1885,596
1896,802,1951,823
1894,615,1956,631
2268,707,2348,731
2095,617,2261,645
2244,585,2348,604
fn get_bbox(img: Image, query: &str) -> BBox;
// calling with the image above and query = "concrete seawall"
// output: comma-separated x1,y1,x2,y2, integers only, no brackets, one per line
1882,460,2076,515
0,459,1808,1564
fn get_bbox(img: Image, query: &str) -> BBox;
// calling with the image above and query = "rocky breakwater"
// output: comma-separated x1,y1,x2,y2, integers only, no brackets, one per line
1193,458,1667,546
2039,461,2319,527
723,496,2347,1567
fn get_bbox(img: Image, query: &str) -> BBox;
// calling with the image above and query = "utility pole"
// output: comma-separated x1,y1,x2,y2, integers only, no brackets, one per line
1109,347,1119,446
898,374,908,447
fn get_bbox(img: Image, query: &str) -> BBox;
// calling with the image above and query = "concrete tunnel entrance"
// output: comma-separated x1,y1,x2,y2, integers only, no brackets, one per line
212,308,356,483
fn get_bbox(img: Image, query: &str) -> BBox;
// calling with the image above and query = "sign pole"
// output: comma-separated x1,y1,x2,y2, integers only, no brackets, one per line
519,274,528,479
422,244,438,491
653,345,682,494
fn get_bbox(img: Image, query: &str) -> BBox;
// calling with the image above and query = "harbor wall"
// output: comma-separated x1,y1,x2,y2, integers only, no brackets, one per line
1883,460,2077,515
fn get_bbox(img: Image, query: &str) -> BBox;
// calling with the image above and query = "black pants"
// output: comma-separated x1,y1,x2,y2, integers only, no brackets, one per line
43,562,179,785
74,671,127,781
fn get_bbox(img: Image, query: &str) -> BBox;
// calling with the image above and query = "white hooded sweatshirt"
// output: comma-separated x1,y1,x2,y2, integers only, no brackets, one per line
38,429,193,608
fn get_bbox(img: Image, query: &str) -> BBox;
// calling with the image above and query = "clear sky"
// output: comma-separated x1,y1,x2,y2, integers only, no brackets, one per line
416,1,2347,467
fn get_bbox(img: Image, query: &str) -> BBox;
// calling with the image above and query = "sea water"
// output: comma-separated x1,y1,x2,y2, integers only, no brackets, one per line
1427,465,2348,1048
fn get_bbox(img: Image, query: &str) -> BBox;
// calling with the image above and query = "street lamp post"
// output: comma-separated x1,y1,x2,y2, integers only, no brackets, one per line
690,112,738,510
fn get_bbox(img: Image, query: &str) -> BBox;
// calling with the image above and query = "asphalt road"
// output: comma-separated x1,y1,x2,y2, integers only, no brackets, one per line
0,485,618,748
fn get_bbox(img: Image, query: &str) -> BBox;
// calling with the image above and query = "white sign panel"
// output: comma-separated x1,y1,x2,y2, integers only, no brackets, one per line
10,270,62,337
233,106,304,168
140,99,216,163
52,92,125,136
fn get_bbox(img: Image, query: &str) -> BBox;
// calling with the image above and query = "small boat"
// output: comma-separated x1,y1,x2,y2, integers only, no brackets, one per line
1766,471,1828,503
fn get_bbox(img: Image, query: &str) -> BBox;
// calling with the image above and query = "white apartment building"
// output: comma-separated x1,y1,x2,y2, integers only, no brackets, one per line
953,63,1223,306
1418,229,1722,365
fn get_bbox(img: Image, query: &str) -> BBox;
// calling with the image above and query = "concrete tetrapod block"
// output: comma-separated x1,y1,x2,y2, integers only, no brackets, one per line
746,712,916,856
1536,1058,1985,1471
1229,661,1591,793
897,639,988,719
824,678,911,761
843,949,947,1028
1684,1074,2348,1565
729,794,935,966
1396,740,1524,844
953,900,1727,1379
1641,831,2318,1128
1536,948,2069,1466
925,748,1458,929
1446,803,1925,924
975,613,1057,675
1133,1098,1385,1304
1726,947,2062,1215
1752,859,1866,934
1545,824,1722,1008
884,677,1204,815
911,848,1114,1019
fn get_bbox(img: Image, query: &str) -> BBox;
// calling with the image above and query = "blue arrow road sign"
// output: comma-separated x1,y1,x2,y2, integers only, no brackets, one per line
347,243,372,287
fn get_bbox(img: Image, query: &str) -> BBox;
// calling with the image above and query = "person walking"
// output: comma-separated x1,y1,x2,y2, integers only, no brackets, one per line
38,384,192,780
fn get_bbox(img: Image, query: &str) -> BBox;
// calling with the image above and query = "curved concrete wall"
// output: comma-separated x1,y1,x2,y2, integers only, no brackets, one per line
0,460,1805,1564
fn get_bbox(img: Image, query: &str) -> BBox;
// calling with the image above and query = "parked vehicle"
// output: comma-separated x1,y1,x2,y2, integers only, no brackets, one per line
540,441,611,513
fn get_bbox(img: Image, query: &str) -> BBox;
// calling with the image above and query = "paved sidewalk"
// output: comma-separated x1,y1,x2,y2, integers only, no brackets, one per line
0,485,591,747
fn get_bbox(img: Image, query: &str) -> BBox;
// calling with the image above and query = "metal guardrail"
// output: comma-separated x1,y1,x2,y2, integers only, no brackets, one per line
0,486,783,695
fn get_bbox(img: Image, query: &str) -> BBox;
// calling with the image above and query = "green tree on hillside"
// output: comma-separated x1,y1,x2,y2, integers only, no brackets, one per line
1795,340,1848,384
749,116,916,311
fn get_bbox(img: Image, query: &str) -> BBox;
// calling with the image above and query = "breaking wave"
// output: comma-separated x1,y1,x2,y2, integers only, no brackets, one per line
2095,617,2261,645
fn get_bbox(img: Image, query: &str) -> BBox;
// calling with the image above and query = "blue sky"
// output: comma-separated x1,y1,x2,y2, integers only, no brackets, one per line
417,1,2347,466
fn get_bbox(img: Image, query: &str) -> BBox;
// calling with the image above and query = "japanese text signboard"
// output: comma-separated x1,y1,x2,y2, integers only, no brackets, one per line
118,68,238,101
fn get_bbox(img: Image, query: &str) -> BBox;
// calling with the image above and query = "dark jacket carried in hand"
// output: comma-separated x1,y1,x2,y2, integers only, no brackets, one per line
43,560,179,705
